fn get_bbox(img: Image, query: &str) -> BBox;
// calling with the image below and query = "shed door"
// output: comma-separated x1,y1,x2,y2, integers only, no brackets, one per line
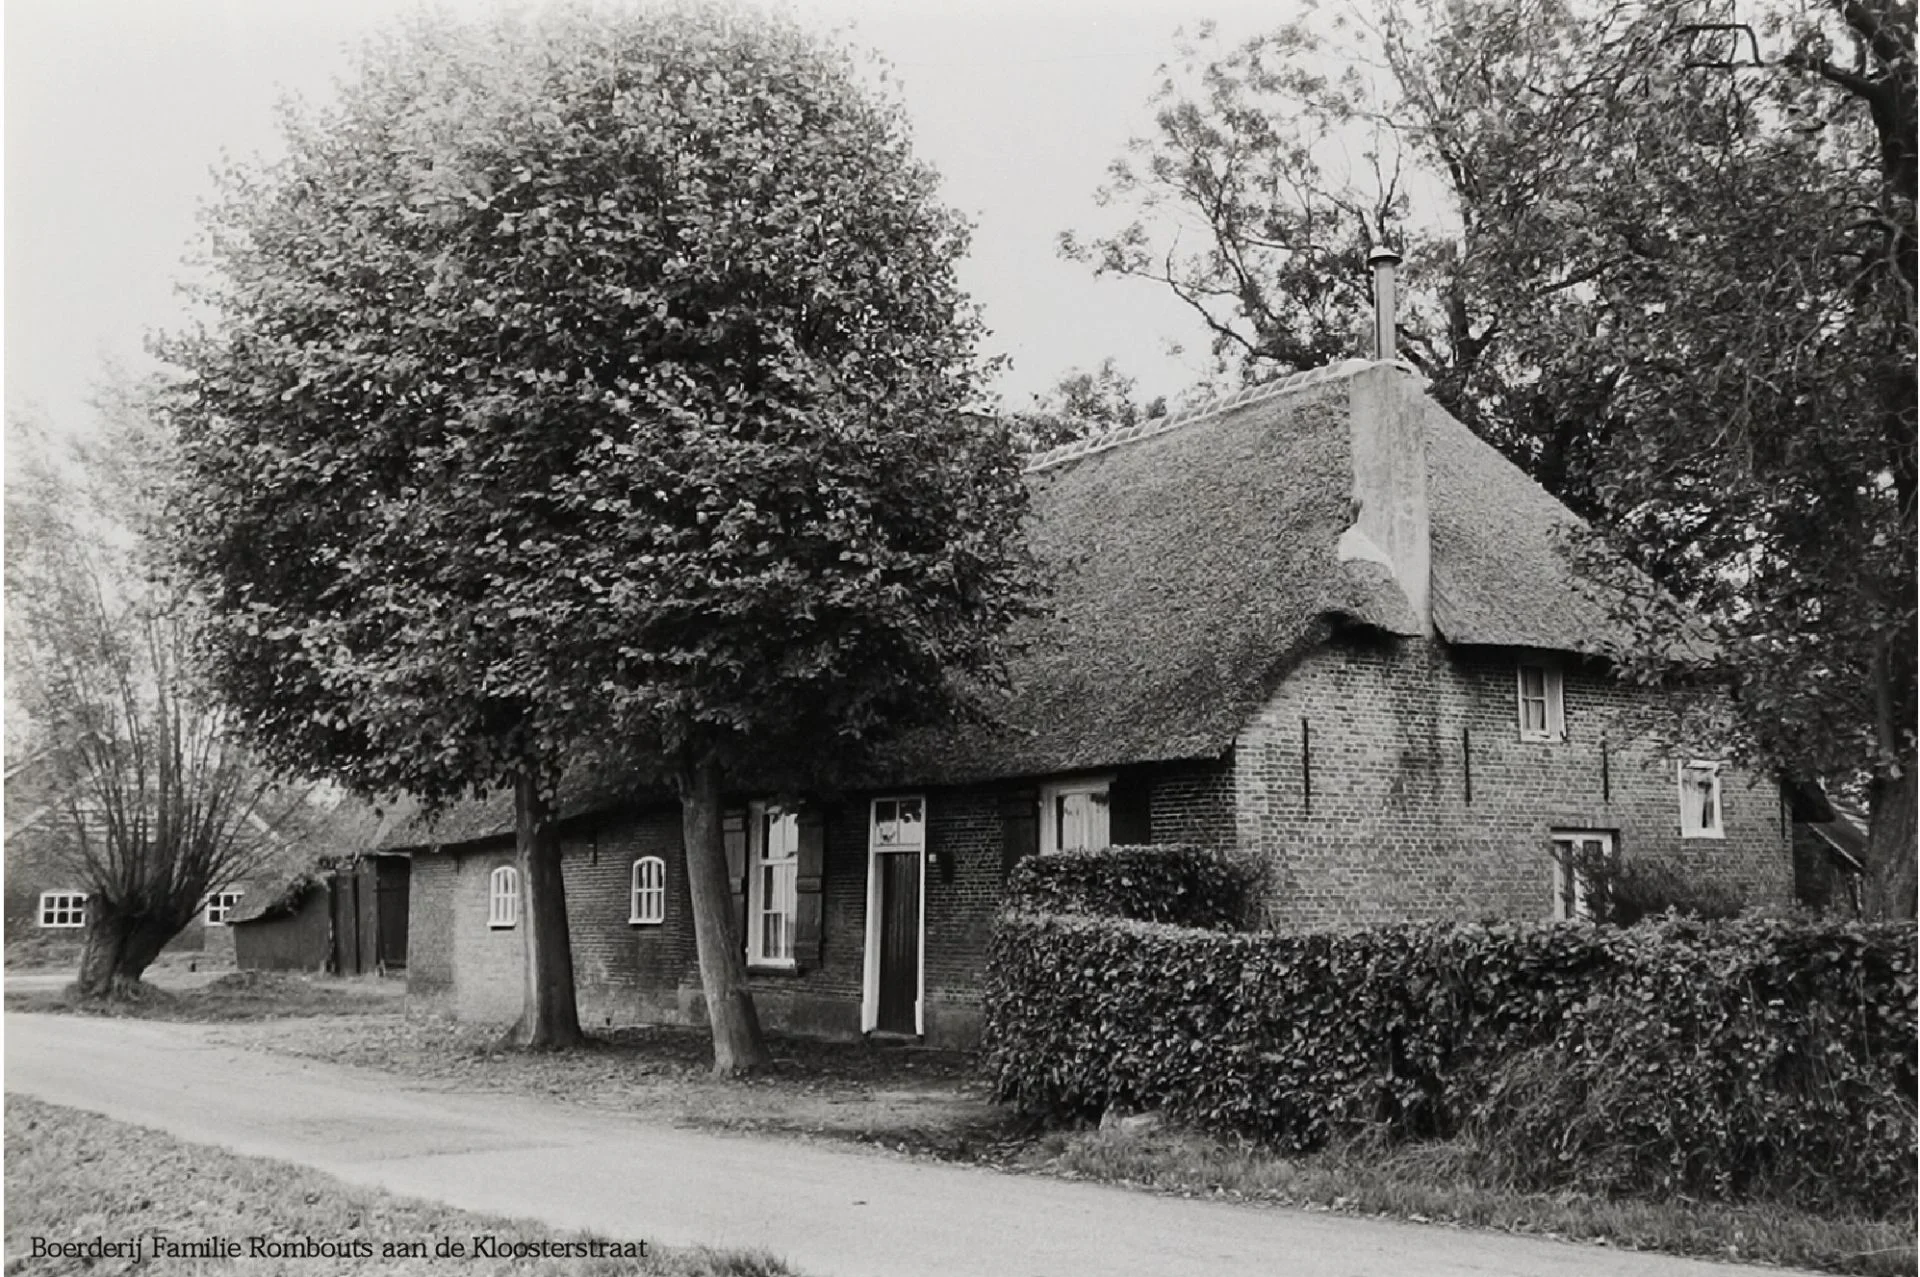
376,859,410,970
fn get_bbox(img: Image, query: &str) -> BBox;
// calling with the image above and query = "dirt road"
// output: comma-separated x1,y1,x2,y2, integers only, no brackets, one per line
4,1013,1810,1277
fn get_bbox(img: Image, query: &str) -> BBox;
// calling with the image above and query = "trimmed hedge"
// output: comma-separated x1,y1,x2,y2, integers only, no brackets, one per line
1003,844,1261,930
984,911,1917,1212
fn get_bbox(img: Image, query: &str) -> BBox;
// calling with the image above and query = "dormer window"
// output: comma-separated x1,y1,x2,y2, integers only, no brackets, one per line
1516,663,1565,742
1040,777,1112,853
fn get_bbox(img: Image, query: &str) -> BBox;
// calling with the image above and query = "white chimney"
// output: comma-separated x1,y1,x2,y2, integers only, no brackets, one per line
1368,245,1402,363
1338,243,1431,634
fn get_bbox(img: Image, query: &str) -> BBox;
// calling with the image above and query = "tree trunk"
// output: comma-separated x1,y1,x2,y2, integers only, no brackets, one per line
678,759,770,1075
501,772,584,1049
73,907,176,1000
1863,766,1918,922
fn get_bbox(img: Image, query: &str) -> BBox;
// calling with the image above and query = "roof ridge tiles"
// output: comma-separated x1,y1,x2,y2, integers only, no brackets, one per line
1024,358,1377,474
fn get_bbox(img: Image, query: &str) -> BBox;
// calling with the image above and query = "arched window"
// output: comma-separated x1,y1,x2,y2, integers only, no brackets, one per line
630,856,667,925
488,865,519,929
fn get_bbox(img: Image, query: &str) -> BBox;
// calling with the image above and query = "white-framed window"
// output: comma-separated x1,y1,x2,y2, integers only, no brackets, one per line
204,889,244,927
38,891,86,929
630,856,667,925
488,865,520,928
747,804,799,967
1040,777,1112,854
1551,830,1615,921
1516,662,1565,741
1679,761,1725,838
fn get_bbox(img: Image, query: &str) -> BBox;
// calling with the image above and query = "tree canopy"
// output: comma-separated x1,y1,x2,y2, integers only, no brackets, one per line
163,3,1037,1061
1067,0,1915,912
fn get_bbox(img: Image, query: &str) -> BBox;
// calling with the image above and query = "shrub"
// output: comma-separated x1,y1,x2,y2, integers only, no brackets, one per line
984,911,1916,1212
1571,848,1747,925
1004,844,1262,930
1472,918,1917,1214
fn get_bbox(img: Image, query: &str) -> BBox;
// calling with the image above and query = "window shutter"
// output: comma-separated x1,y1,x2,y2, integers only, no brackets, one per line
794,808,826,970
723,809,748,951
1547,668,1566,740
1108,773,1151,847
1001,789,1039,879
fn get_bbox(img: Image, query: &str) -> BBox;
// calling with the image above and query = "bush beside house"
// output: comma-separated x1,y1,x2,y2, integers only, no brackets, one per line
985,847,1916,1214
1003,845,1263,930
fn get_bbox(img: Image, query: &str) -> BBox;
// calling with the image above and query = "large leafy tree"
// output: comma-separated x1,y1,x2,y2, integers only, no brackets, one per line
1068,0,1915,914
6,380,298,997
163,5,1034,1067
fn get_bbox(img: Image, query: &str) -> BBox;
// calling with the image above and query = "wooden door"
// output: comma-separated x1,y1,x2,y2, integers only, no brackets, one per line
876,850,921,1034
375,859,410,970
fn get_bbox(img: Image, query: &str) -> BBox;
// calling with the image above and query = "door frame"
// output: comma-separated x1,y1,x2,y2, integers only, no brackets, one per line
861,794,927,1036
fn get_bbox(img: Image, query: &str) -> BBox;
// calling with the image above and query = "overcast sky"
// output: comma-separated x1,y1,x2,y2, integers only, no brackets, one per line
5,0,1288,438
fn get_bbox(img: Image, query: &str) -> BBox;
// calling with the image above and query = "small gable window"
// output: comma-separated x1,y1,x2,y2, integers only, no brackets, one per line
1040,777,1112,854
488,865,520,928
39,891,86,929
630,856,667,925
1679,762,1724,839
204,889,244,926
1516,663,1565,742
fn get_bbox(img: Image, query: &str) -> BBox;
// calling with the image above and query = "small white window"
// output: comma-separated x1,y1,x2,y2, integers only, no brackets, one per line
204,890,244,926
747,804,799,967
1679,761,1725,839
39,891,87,929
1551,831,1615,920
1516,663,1565,741
1040,777,1112,854
630,856,667,925
488,865,520,928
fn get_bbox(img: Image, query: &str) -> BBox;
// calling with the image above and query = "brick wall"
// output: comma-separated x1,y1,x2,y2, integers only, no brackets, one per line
405,770,1228,1047
1145,761,1236,847
406,852,457,994
1235,632,1794,929
448,841,524,1022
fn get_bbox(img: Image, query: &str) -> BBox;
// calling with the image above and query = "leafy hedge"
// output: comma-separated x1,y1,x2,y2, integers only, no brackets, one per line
1003,844,1261,930
984,911,1916,1212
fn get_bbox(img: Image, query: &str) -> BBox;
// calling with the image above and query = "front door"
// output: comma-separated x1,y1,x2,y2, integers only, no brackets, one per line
865,797,926,1035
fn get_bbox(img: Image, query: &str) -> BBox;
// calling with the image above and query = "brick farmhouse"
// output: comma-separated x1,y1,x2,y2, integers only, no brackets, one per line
384,357,1792,1047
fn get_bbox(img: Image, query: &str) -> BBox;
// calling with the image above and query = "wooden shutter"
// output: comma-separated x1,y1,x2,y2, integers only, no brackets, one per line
723,809,748,955
1001,788,1039,880
1107,772,1151,847
794,808,827,970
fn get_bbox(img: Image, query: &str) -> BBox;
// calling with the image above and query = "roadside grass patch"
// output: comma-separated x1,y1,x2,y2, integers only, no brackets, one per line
215,1008,1020,1154
1023,1122,1917,1277
4,971,403,1021
4,1096,801,1276
221,1004,1913,1274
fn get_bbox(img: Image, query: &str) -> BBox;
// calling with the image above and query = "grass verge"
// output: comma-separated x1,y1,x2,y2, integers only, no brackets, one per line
1026,1123,1917,1277
4,970,403,1021
216,1009,1914,1275
3,1095,802,1276
213,1009,1021,1156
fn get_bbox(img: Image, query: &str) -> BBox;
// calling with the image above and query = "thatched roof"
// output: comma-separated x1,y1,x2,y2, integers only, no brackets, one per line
1426,406,1622,652
227,792,412,923
372,773,661,855
892,362,1418,784
380,358,1637,846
